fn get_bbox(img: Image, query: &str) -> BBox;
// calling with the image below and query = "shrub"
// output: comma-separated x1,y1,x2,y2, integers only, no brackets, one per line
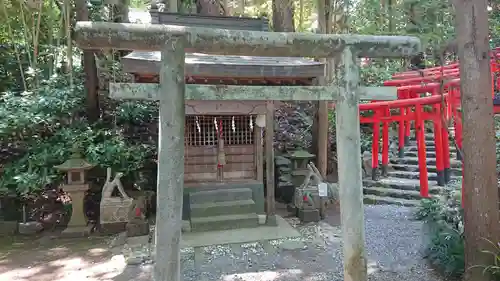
415,181,464,278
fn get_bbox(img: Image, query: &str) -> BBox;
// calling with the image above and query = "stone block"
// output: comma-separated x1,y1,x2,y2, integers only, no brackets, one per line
18,221,43,235
100,222,127,235
298,209,320,223
182,220,191,232
258,215,266,225
126,219,149,237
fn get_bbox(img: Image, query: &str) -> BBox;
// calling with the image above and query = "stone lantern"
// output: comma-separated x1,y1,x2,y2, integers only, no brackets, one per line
54,147,95,236
289,150,316,187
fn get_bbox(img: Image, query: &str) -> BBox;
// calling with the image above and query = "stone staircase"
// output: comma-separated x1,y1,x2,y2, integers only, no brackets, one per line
189,187,260,232
363,129,463,206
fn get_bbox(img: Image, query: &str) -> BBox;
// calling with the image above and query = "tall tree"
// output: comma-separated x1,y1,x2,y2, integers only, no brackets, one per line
453,0,500,280
272,0,294,31
75,0,100,122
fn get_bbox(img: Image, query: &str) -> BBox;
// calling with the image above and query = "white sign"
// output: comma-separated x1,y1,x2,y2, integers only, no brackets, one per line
318,183,328,197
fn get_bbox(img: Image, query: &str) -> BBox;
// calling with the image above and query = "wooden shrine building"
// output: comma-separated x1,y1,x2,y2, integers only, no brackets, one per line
122,10,325,231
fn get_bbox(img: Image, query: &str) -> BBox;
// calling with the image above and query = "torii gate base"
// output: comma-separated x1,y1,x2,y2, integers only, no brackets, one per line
74,21,420,281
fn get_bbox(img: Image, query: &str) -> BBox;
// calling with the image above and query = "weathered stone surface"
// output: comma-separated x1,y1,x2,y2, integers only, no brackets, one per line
126,219,150,237
74,22,421,58
298,209,320,223
18,221,43,235
109,83,398,101
155,37,185,281
182,220,191,232
100,168,134,226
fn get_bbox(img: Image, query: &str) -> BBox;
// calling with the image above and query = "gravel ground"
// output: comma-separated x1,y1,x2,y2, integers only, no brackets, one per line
115,205,445,281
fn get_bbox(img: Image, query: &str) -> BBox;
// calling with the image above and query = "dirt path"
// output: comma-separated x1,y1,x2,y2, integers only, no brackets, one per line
0,236,129,281
0,205,446,281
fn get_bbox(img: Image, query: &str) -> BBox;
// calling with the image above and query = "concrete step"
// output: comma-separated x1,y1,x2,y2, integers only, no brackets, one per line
363,178,443,194
407,140,453,147
404,151,456,158
407,145,458,153
387,170,460,181
189,188,253,204
190,199,256,218
391,157,462,168
364,186,421,200
190,213,259,232
391,164,462,175
363,194,420,207
410,133,456,141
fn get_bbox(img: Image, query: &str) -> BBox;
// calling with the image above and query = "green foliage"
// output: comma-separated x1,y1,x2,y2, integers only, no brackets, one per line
0,74,84,143
0,73,155,196
415,183,465,278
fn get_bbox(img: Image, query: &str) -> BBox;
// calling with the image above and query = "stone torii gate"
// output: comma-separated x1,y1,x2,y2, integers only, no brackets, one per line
74,21,420,281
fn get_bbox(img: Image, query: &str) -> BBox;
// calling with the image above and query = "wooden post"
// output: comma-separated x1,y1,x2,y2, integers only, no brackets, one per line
255,125,264,181
454,0,500,279
335,47,367,281
154,36,185,281
265,101,276,224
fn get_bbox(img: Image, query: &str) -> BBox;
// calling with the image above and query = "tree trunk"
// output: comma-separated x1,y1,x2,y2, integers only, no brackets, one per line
75,0,100,122
314,0,332,178
454,1,500,280
197,0,220,15
272,0,294,32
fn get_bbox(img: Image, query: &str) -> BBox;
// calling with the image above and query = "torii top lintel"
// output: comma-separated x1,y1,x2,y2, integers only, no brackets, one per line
74,21,421,58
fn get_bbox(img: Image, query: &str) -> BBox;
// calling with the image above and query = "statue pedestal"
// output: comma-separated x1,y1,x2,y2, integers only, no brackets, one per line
62,184,91,237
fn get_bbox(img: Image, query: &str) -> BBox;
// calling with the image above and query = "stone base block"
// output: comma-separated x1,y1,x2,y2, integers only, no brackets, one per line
182,220,191,232
100,222,127,235
298,209,320,223
126,220,149,237
265,215,278,226
58,225,92,238
18,221,43,235
257,215,266,225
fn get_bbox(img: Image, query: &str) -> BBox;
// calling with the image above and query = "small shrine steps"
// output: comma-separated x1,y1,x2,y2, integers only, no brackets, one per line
188,187,260,232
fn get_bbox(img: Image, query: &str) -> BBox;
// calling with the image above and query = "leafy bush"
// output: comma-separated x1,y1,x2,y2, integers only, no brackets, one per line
0,73,156,197
415,182,465,278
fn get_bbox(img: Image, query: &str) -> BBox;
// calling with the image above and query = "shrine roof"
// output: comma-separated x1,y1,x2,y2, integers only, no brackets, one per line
122,51,325,78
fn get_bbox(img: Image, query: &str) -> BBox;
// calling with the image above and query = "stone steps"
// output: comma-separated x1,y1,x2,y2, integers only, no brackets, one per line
404,151,456,158
406,145,457,153
387,170,460,181
188,187,259,232
190,199,256,218
364,186,422,200
190,213,259,232
363,194,420,207
391,157,462,167
391,163,462,175
190,188,253,204
363,128,461,206
363,178,443,194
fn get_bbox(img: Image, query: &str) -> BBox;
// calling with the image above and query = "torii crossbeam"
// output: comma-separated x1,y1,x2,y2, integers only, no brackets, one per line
74,21,420,281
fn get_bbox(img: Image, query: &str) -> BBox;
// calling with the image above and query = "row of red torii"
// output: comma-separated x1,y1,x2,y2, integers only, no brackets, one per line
74,21,421,281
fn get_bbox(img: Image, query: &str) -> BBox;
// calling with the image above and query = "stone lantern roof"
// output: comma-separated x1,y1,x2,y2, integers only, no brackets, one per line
54,147,95,172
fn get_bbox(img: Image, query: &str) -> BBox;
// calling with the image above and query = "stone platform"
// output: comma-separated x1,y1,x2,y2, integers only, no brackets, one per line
181,215,299,248
113,215,301,265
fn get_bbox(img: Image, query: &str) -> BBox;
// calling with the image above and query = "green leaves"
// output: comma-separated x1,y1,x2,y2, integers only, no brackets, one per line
0,73,156,196
415,183,465,277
